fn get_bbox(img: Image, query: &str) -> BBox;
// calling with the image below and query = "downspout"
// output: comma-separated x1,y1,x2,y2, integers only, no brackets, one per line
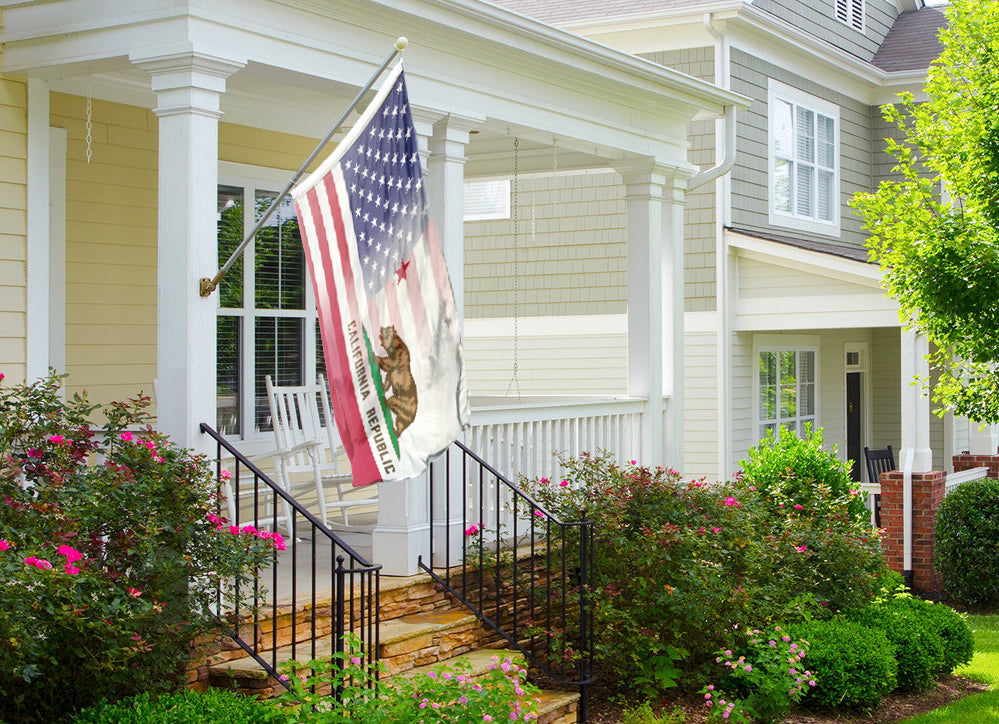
688,16,736,191
689,12,736,481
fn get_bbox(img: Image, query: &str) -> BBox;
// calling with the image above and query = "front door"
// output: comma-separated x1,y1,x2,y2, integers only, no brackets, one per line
846,371,862,481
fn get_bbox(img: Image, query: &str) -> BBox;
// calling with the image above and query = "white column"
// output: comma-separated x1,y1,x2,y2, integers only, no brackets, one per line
372,473,430,576
427,114,480,566
617,160,690,469
899,328,932,581
26,78,51,381
427,113,481,325
132,50,245,451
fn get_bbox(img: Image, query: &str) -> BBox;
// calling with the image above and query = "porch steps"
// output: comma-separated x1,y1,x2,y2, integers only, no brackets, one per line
204,572,581,722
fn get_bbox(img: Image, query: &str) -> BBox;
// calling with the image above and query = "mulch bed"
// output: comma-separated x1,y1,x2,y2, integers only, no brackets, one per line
585,675,989,723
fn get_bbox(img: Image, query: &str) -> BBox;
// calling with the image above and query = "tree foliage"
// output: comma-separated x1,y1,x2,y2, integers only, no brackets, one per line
853,0,999,422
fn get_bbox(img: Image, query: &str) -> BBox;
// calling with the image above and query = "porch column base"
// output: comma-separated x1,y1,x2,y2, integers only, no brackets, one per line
879,469,946,593
372,476,430,576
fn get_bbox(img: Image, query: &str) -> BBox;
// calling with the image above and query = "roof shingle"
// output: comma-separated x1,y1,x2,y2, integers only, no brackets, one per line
872,6,947,72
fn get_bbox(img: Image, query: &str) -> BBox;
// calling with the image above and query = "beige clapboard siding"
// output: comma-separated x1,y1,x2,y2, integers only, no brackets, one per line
219,122,319,171
870,326,901,452
464,316,627,396
0,75,27,382
50,92,158,406
683,329,719,481
739,257,863,298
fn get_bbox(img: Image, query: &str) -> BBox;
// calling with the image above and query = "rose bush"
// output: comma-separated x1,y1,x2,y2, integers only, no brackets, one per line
0,373,277,722
521,432,885,694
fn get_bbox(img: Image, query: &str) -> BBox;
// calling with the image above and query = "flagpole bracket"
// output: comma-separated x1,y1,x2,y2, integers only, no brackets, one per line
200,277,217,297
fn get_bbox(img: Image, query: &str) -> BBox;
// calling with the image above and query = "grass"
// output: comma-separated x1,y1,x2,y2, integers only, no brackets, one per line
899,613,999,723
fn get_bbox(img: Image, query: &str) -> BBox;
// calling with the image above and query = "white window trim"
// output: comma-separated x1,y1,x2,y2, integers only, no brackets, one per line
767,80,841,237
753,334,820,442
217,162,319,450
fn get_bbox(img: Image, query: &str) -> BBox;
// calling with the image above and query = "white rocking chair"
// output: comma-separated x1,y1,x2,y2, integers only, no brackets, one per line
265,374,377,529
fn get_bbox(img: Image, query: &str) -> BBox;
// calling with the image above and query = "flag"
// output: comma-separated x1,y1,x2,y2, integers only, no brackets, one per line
292,63,469,487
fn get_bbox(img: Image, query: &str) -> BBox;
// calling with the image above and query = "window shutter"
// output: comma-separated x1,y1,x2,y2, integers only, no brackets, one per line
850,0,864,30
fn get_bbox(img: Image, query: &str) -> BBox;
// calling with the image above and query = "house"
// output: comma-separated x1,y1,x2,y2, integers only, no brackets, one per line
0,0,747,574
476,0,999,487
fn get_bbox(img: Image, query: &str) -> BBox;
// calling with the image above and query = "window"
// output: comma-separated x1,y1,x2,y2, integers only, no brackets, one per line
768,80,840,235
216,166,325,438
758,348,817,440
835,0,865,32
464,179,510,221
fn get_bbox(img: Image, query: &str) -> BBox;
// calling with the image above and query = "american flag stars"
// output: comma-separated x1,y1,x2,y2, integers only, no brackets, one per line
340,76,427,295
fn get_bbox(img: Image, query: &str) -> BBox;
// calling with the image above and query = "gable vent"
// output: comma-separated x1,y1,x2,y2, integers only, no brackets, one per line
835,0,865,32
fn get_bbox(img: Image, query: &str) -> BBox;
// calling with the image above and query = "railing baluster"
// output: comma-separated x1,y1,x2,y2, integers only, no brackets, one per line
423,440,594,711
198,423,380,704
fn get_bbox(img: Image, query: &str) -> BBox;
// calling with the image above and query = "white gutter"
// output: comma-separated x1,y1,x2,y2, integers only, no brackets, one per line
688,13,738,191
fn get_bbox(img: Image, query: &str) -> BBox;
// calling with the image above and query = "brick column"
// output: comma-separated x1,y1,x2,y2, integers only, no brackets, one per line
879,469,946,593
953,452,999,478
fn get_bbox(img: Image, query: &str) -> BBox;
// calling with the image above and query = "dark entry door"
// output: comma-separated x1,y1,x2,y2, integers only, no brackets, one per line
847,372,862,481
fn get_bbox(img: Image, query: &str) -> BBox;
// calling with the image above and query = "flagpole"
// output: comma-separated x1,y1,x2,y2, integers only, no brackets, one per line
200,36,409,297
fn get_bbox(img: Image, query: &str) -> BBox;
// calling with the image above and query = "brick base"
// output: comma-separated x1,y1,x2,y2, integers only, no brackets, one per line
879,469,946,593
953,452,999,478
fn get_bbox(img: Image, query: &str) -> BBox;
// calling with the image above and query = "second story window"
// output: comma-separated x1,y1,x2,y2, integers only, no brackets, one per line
835,0,865,32
768,80,840,235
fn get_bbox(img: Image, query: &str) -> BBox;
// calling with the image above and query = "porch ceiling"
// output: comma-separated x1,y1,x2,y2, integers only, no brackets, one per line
0,0,748,176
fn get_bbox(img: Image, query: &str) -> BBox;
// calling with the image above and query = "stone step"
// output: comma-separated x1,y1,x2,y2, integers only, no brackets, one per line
207,608,486,695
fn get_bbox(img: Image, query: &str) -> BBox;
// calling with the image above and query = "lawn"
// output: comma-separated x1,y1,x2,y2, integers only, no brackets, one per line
899,614,999,723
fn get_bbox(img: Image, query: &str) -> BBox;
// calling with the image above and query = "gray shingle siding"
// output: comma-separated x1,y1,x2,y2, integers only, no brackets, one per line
730,47,873,252
642,48,718,312
751,0,898,62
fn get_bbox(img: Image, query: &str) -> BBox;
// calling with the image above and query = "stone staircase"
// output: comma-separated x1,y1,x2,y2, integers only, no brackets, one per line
195,572,581,723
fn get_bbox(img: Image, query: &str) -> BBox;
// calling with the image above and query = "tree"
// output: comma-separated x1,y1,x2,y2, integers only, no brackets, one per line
853,0,999,423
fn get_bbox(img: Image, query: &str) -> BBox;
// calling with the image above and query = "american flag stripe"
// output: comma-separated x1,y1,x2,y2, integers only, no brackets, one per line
293,62,469,487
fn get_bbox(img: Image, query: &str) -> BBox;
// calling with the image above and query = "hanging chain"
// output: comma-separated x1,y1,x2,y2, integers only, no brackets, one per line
504,137,522,403
85,77,93,164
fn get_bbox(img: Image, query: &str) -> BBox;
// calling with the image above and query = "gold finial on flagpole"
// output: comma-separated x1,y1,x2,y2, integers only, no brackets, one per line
396,37,408,51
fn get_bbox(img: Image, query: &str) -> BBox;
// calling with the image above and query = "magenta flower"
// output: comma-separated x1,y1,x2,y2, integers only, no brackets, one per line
465,523,481,536
64,564,81,575
795,544,808,552
120,431,134,442
57,545,83,563
0,540,11,551
228,525,240,535
793,504,804,510
711,526,723,533
49,435,65,445
27,448,41,459
559,479,569,487
127,587,142,598
272,533,287,551
240,525,257,535
724,496,737,507
534,510,545,518
23,556,37,566
220,469,232,480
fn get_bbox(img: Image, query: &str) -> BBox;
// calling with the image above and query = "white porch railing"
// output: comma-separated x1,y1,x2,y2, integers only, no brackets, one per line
859,466,989,527
466,396,646,485
945,466,989,492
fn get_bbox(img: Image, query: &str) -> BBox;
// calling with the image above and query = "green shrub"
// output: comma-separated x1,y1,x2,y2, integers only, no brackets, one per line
935,478,999,606
702,626,815,723
848,597,947,691
0,374,277,722
740,424,869,522
519,441,885,693
70,689,281,723
889,597,974,674
788,620,896,710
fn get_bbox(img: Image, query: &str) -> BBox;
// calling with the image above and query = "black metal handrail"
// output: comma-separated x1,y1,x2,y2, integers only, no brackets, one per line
420,439,594,721
200,423,381,692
